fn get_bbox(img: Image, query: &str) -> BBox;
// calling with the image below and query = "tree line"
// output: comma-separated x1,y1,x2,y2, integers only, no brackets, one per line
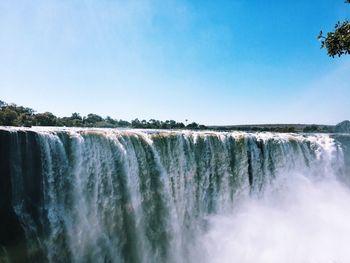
215,125,336,133
0,100,206,129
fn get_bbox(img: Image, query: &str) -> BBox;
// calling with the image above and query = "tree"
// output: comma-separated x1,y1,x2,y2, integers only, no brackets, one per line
318,0,350,57
0,100,7,108
105,116,116,125
84,113,103,125
116,119,130,127
34,112,57,126
186,122,200,129
149,119,161,129
16,113,35,127
0,108,18,126
303,125,319,133
70,113,82,121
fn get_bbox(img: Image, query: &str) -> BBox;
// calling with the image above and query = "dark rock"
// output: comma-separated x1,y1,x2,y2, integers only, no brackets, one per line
335,120,350,133
0,130,28,262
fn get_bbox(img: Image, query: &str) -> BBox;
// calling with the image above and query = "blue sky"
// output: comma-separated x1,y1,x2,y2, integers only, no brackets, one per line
1,0,349,125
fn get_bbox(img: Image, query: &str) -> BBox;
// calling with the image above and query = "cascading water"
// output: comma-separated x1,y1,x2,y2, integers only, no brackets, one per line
0,127,349,263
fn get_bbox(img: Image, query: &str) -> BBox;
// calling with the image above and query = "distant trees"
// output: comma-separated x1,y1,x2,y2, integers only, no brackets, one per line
302,125,336,133
303,125,320,133
130,118,188,129
69,113,83,127
35,112,57,126
84,113,103,126
0,102,36,126
2,100,348,133
319,0,350,57
0,107,18,126
0,100,207,130
186,122,206,130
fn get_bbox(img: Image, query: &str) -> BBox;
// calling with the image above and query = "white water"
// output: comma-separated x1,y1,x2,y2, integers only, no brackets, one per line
0,127,349,263
195,175,350,263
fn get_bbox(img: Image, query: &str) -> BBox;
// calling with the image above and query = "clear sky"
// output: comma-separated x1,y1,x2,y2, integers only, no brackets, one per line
1,0,349,125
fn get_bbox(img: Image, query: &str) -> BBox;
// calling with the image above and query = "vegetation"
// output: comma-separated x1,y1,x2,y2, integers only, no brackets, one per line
1,100,348,133
0,100,205,129
213,126,297,133
208,124,342,133
302,125,334,133
318,0,350,57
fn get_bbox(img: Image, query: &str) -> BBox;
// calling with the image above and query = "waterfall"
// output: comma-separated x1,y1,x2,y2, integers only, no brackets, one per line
0,127,349,263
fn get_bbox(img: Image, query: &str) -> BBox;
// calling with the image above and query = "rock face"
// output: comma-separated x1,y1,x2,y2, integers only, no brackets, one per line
335,120,350,133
